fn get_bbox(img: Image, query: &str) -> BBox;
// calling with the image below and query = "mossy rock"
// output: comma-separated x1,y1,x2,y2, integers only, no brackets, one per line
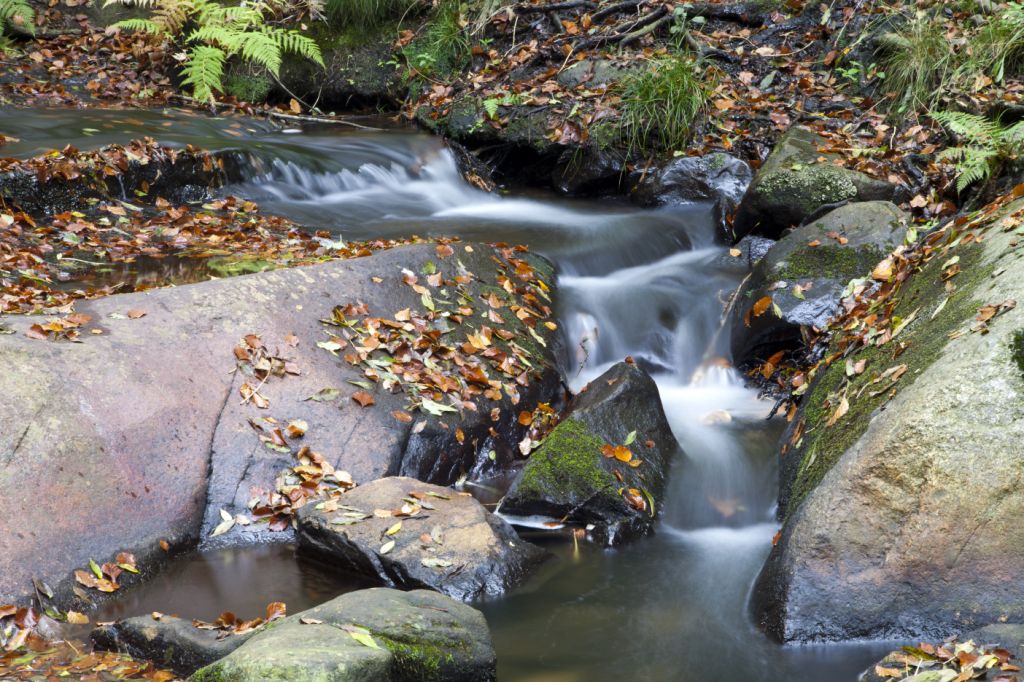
732,126,895,240
500,362,680,544
190,588,495,682
753,195,1024,642
730,201,908,365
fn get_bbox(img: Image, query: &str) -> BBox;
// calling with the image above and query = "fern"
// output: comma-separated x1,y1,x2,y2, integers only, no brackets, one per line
107,0,324,101
932,111,1024,193
0,0,35,35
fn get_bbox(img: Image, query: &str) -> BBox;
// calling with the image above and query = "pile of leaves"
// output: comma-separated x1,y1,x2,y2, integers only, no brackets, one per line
872,639,1021,681
319,243,555,425
0,642,177,681
188,601,287,637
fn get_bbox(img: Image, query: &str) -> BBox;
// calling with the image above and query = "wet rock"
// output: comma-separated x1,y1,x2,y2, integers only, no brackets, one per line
753,194,1024,642
858,627,1024,682
631,153,752,223
732,126,895,240
297,477,546,601
92,615,256,676
190,588,495,682
0,144,245,216
730,201,908,365
500,361,679,544
551,145,626,195
0,243,559,604
555,59,638,88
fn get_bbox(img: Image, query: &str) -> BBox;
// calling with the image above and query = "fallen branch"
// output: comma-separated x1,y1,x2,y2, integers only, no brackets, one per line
678,2,766,26
515,0,595,12
591,0,648,23
577,4,667,47
169,94,382,130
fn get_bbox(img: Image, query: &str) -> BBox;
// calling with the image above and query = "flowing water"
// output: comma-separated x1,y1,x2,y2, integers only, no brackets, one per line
1,107,901,680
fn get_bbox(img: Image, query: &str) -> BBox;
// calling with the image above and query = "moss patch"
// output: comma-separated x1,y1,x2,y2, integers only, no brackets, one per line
515,418,619,505
774,244,887,281
1011,329,1024,379
757,163,858,214
786,239,991,519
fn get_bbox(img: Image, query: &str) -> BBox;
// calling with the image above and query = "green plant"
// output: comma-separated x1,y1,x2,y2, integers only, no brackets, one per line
0,0,33,37
874,10,955,112
932,111,1024,192
618,54,710,154
325,0,415,28
402,2,469,79
108,0,324,102
967,2,1024,83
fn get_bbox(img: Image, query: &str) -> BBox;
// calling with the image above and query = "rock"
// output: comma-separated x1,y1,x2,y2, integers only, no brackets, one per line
730,201,908,365
0,141,244,216
551,145,626,196
0,243,560,604
732,126,895,240
858,625,1024,682
190,588,496,682
554,59,638,88
753,193,1024,642
92,615,256,676
500,362,679,544
631,153,752,230
297,477,546,601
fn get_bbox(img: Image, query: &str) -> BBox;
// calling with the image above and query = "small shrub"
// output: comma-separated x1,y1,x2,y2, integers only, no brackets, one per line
107,0,324,102
402,2,470,80
873,10,955,112
932,110,1024,193
618,54,710,154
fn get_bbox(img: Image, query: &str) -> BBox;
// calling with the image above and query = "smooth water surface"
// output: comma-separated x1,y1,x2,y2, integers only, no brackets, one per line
0,107,898,680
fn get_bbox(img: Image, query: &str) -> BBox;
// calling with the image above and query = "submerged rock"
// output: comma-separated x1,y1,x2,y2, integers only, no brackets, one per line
730,201,909,365
0,243,559,604
93,615,256,677
500,362,679,544
732,126,895,240
631,153,752,226
297,477,546,601
190,588,495,682
753,193,1024,642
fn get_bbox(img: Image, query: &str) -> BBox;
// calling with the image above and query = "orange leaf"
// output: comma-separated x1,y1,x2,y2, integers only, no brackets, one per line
752,296,773,318
352,390,375,407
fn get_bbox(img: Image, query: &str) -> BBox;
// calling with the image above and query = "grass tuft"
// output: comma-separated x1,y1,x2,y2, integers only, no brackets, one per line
873,10,955,112
618,54,710,154
326,0,417,29
402,2,470,80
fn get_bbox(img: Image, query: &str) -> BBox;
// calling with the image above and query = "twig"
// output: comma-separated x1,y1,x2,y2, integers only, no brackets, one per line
577,4,667,48
169,94,382,130
591,0,647,23
515,0,595,12
619,13,671,46
679,2,766,26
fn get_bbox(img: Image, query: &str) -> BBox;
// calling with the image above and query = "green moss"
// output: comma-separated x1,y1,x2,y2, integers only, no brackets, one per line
516,418,618,503
774,244,887,281
757,163,858,213
1011,329,1024,378
786,240,991,520
588,120,622,151
223,73,273,103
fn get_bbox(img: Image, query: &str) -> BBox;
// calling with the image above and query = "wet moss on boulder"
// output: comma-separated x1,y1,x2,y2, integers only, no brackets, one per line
500,361,680,545
732,126,895,240
190,588,495,682
730,200,909,366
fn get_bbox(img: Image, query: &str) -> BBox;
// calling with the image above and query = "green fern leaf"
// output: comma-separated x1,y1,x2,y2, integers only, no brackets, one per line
181,44,226,102
0,0,35,35
112,17,162,34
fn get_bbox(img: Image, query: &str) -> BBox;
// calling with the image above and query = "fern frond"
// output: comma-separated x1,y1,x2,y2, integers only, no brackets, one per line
0,0,34,35
103,0,161,7
181,44,226,102
931,111,1001,146
113,17,163,34
265,26,323,66
954,148,997,193
189,25,245,51
152,0,195,33
236,29,282,74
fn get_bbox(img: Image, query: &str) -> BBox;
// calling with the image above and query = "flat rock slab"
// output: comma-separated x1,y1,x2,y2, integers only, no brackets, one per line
92,615,256,676
298,477,546,601
191,588,496,682
501,362,680,544
0,243,558,604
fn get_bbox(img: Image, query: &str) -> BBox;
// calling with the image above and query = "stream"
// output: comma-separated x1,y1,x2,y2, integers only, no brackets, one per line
2,107,900,680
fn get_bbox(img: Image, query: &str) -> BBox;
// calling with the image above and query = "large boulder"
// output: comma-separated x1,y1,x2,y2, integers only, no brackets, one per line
631,152,753,227
190,588,496,682
753,194,1024,642
730,201,909,366
297,477,546,601
500,361,680,544
732,126,895,240
0,243,560,604
93,615,258,676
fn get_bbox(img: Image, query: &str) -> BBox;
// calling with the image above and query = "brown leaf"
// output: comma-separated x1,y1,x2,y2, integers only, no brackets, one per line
352,390,375,407
391,409,413,423
126,309,146,319
751,296,773,318
266,602,287,621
